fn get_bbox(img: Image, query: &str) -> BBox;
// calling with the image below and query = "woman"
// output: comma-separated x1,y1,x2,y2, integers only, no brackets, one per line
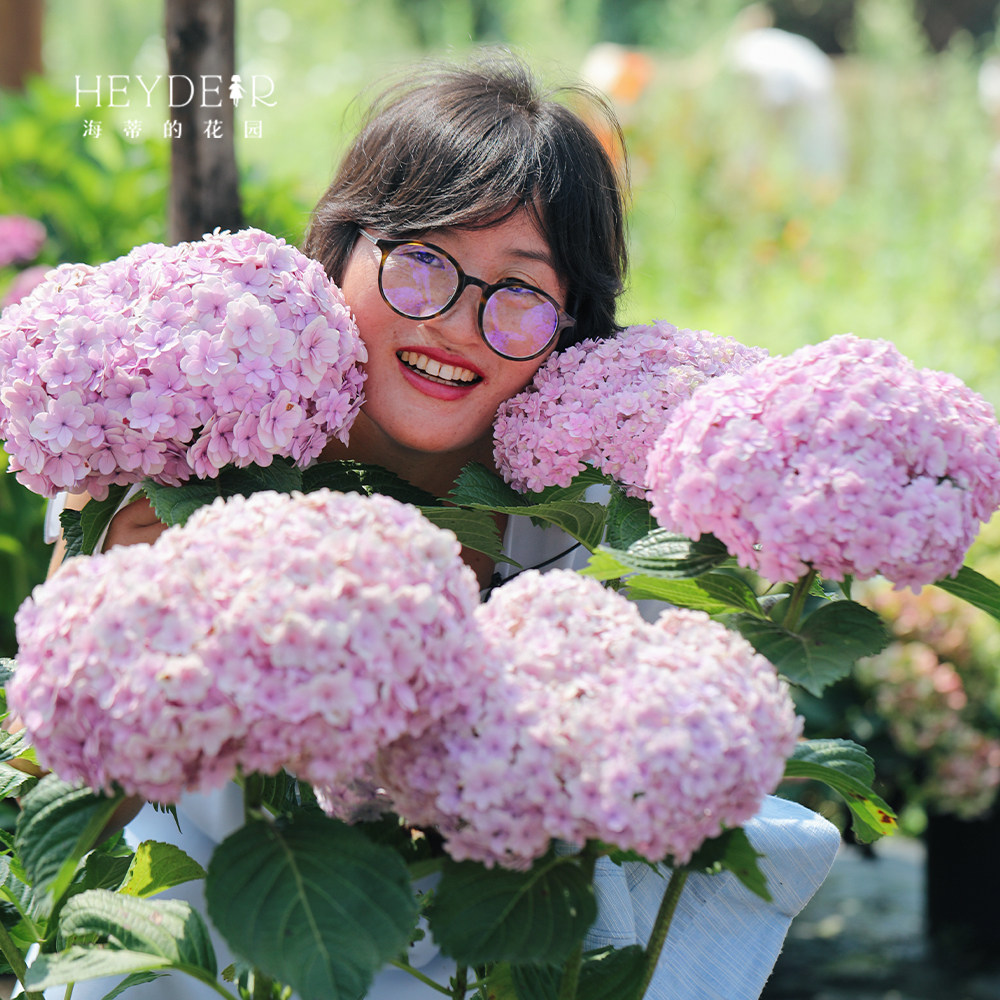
43,54,839,1000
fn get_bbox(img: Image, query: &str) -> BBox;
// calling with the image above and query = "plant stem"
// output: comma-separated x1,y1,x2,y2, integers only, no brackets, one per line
636,868,689,999
556,846,599,1000
452,963,468,999
0,920,44,1000
388,959,452,996
782,569,818,632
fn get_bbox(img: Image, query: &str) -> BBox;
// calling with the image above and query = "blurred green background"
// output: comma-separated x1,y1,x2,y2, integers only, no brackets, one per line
5,0,1000,831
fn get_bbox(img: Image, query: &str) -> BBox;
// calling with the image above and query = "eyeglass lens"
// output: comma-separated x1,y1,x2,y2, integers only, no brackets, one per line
380,243,560,359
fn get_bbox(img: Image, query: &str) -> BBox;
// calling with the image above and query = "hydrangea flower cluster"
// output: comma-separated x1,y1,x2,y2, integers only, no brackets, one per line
493,321,767,497
377,570,800,868
647,334,1000,587
9,489,483,802
0,229,366,499
0,214,46,269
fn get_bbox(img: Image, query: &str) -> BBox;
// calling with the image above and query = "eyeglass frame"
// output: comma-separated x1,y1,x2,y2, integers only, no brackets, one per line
356,228,576,361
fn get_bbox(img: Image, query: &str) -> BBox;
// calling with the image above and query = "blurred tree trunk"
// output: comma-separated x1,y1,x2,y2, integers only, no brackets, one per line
164,0,243,243
0,0,43,92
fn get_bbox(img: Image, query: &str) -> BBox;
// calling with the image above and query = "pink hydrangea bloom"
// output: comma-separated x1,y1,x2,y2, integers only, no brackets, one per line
9,489,483,802
0,229,366,499
0,215,46,268
376,570,800,869
647,335,1000,588
493,322,767,497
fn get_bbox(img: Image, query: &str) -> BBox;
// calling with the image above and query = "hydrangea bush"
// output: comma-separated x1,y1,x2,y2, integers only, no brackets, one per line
377,570,800,869
9,490,482,802
0,228,366,499
493,321,767,496
646,334,1000,587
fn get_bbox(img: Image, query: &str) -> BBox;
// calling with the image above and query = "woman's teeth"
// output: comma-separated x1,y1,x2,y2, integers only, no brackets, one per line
398,351,480,385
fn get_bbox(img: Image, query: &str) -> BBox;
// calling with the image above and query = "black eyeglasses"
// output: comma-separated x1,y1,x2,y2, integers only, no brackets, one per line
358,229,575,361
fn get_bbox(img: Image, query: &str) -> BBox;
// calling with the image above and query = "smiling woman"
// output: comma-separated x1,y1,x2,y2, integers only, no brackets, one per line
38,52,840,1000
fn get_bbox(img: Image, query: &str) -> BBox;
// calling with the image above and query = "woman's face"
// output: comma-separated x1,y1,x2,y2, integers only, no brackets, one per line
339,208,564,462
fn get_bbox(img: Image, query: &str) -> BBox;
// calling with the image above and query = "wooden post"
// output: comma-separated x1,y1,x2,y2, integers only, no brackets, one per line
164,0,243,243
0,0,43,92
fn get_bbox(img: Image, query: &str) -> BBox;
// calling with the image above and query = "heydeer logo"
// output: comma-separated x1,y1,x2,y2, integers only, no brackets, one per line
74,74,276,108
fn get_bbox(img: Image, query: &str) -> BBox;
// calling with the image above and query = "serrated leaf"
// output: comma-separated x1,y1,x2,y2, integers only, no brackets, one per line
59,506,84,558
0,763,37,801
735,599,890,696
418,506,517,567
120,842,205,899
302,460,438,506
427,853,596,966
0,658,16,689
530,465,612,505
685,828,771,901
0,854,38,926
449,463,527,509
73,485,130,555
81,852,133,893
626,573,764,616
206,812,417,1000
784,739,897,844
576,945,646,1000
143,460,305,528
594,531,731,580
471,501,607,551
25,946,175,990
0,727,34,764
142,478,220,527
934,564,1000,622
15,777,124,905
98,971,167,1000
56,891,217,970
605,489,655,550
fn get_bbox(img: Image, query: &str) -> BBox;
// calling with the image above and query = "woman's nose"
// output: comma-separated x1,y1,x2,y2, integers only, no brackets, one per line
418,285,482,346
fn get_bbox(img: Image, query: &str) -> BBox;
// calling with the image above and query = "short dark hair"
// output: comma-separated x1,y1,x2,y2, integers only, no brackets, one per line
303,53,629,349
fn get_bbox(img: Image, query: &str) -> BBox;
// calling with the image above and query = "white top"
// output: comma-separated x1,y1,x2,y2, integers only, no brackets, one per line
33,491,842,1000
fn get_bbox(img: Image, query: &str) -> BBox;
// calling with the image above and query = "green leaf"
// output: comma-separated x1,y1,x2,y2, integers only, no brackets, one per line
25,946,175,990
59,506,84,559
142,478,220,528
589,531,730,581
497,945,646,1000
98,971,167,1000
81,852,133,893
784,739,898,843
934,564,1000,621
467,500,608,552
0,764,35,803
605,489,655,550
0,657,15,689
206,812,417,1000
418,506,517,567
576,945,646,1000
735,599,890,696
0,726,35,765
625,573,764,617
15,777,124,905
529,465,612,504
303,460,438,507
75,485,130,555
56,891,217,971
449,463,527,509
119,842,206,899
143,459,305,528
427,853,597,966
685,828,771,902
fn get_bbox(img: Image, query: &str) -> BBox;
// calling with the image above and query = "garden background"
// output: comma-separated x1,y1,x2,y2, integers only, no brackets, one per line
4,0,1000,982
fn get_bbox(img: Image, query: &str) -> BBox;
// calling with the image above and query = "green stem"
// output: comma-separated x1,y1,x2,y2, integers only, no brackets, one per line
0,919,44,1000
636,868,689,999
452,963,468,999
556,846,600,1000
782,569,818,632
388,959,452,996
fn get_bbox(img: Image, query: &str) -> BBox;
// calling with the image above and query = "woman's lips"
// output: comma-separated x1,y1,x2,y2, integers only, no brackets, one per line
396,349,483,400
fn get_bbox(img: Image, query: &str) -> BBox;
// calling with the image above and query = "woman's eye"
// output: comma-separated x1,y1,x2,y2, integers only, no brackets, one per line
400,247,449,270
